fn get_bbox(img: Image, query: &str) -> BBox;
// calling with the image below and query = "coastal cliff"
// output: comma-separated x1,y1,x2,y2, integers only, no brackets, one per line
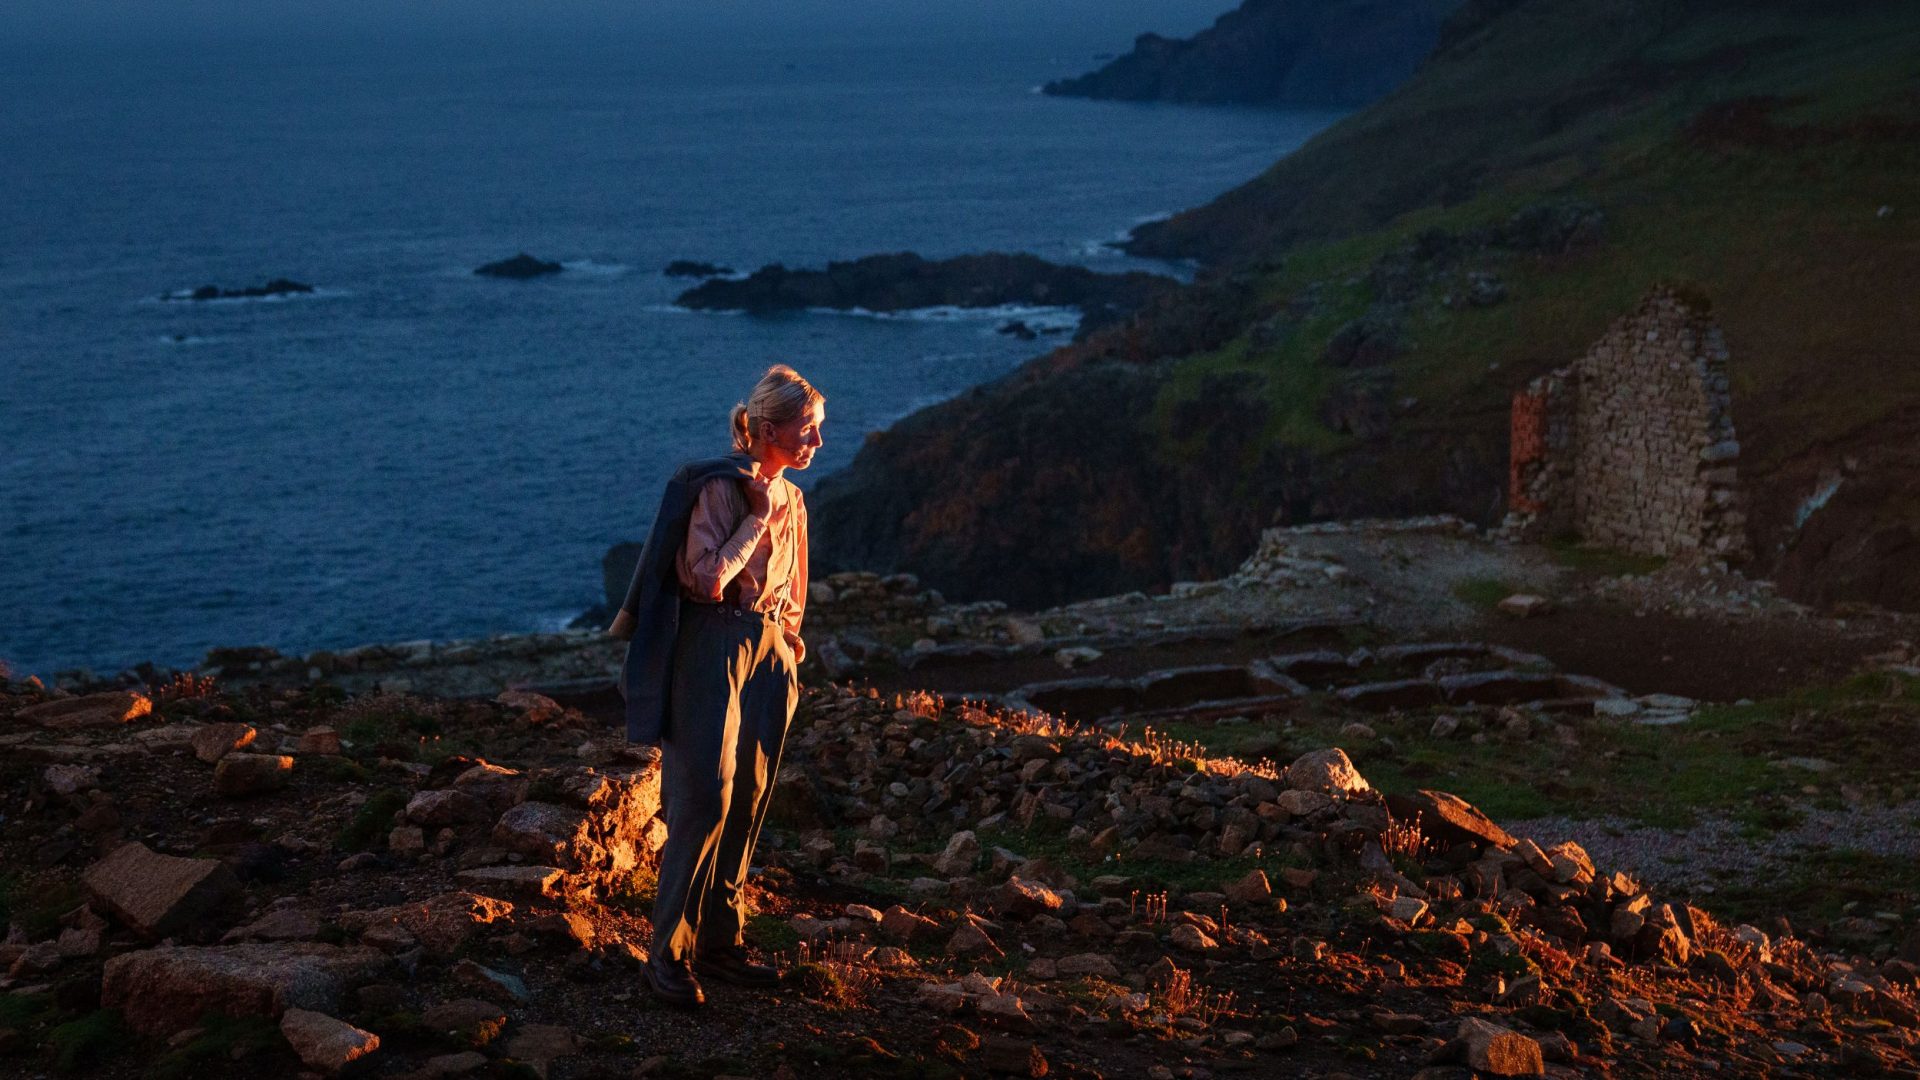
1043,0,1461,108
813,0,1920,612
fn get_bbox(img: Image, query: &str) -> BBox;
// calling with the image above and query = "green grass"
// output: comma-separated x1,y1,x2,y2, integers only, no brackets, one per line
973,818,1307,897
747,913,801,953
0,878,83,942
148,1014,289,1080
1708,848,1920,928
0,991,52,1030
335,788,409,853
47,1010,133,1074
1164,670,1920,834
1449,577,1517,610
1546,539,1667,577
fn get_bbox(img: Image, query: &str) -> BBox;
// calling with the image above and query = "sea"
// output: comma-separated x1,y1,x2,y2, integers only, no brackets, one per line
0,6,1340,679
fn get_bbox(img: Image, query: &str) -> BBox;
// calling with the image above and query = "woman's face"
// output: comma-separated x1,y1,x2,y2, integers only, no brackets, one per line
760,401,825,472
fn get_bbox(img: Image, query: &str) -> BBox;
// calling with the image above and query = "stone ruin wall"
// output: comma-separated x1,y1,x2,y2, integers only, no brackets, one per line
1505,287,1749,562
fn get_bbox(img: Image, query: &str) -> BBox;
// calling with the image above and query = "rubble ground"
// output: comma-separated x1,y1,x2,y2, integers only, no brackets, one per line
4,654,1920,1079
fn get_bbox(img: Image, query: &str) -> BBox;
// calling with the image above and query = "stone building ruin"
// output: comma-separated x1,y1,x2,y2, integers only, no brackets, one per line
1503,286,1749,562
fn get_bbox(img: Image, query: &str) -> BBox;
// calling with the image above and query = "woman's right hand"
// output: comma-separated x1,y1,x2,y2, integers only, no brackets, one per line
607,609,637,640
744,476,773,520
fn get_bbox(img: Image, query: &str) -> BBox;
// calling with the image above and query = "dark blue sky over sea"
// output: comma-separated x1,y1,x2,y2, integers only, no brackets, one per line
0,2,1338,677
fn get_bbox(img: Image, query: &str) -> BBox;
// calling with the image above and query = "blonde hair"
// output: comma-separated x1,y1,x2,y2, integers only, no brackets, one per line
730,364,824,453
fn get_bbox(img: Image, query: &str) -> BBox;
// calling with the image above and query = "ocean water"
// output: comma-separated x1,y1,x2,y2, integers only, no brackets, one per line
0,15,1338,678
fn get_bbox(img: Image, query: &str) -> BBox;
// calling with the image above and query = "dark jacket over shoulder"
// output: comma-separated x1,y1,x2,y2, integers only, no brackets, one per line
617,453,756,744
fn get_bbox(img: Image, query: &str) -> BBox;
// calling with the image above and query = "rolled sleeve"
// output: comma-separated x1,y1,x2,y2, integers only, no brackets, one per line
678,480,767,601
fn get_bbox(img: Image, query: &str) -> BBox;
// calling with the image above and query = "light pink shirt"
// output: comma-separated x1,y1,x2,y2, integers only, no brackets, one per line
675,475,809,659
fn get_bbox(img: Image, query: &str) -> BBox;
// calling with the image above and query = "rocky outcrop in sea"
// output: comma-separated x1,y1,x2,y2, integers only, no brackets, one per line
473,253,564,279
674,251,1177,338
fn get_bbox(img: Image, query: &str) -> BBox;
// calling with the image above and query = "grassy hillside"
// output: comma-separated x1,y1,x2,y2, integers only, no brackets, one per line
812,0,1920,610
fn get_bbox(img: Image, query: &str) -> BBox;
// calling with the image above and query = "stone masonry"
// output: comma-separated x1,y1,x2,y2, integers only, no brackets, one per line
1505,286,1749,562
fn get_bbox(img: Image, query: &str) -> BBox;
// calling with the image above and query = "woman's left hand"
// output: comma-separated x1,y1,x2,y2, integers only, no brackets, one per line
783,630,806,666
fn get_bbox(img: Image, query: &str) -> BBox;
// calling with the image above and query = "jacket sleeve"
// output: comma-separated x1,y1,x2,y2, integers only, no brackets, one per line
678,478,768,602
781,489,809,660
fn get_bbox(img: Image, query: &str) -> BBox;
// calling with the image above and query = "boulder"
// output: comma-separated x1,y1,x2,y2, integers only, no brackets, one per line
83,841,240,938
102,942,388,1035
15,690,151,729
213,753,293,797
280,1008,380,1074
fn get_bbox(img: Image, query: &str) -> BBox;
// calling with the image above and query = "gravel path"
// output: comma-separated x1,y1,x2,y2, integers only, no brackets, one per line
1505,800,1920,894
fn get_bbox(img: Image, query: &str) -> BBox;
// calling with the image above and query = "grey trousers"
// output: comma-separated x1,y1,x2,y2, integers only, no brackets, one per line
649,599,798,965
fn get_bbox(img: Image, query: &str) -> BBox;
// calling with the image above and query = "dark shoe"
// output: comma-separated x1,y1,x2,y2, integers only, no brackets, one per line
694,944,780,988
644,957,706,1007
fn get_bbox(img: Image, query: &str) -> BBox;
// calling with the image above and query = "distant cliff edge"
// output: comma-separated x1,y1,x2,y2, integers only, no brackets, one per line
1042,0,1463,108
814,0,1920,614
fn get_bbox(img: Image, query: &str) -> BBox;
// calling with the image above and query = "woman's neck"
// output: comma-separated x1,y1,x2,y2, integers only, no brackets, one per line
751,455,784,483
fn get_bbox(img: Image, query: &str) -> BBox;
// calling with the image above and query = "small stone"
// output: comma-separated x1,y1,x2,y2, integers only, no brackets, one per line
947,922,1001,958
191,722,257,763
1455,1017,1544,1076
1495,594,1552,618
1055,953,1120,979
421,999,507,1047
1169,923,1217,951
880,905,938,943
423,1051,489,1076
933,830,980,877
1276,789,1332,816
213,753,293,797
83,841,241,938
1224,868,1272,906
1389,897,1429,924
295,726,343,755
405,789,491,827
452,958,530,1003
42,763,101,795
16,690,152,729
280,1008,379,1074
980,1035,1047,1077
1284,747,1370,795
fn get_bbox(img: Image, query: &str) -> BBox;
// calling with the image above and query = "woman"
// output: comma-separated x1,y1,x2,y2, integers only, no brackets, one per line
608,363,824,1008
